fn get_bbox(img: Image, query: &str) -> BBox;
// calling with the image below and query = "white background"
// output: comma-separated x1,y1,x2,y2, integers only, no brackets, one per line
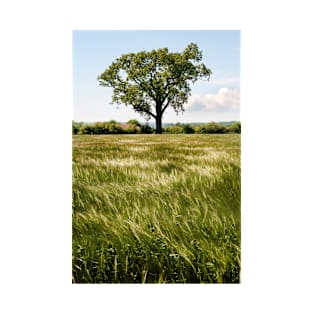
0,1,313,312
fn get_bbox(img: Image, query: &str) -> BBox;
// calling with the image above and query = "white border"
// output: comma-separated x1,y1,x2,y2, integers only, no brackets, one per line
1,1,313,312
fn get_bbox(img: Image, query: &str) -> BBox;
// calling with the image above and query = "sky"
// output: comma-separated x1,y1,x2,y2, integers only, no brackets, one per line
73,30,240,123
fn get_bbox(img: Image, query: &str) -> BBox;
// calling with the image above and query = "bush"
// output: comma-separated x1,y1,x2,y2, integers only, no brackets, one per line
72,120,240,135
127,119,141,127
77,121,124,135
93,122,109,134
124,125,137,134
106,121,123,134
164,125,184,134
79,124,94,134
164,123,195,134
227,122,241,134
195,123,226,134
72,121,84,134
182,124,195,134
139,124,154,134
124,120,141,134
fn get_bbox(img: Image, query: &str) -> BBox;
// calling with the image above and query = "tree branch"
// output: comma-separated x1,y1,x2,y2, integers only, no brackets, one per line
147,110,156,119
161,98,171,115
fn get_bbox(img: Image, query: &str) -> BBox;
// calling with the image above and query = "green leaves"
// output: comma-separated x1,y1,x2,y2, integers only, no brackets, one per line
98,43,212,132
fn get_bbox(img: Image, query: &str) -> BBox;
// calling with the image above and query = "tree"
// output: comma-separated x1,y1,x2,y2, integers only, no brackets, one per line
98,43,212,133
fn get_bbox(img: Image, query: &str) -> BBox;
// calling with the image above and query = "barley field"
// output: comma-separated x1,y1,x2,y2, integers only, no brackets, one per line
72,134,240,283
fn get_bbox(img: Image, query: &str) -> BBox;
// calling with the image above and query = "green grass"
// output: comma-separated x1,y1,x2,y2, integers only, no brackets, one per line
72,134,240,283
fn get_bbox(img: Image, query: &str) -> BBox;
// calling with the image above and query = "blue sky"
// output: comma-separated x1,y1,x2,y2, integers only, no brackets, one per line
73,30,240,123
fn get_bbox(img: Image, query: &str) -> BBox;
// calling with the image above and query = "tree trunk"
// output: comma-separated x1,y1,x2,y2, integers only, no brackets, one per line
155,101,163,134
155,114,162,134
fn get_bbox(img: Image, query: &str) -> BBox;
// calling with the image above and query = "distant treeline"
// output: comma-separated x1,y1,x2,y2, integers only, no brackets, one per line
72,120,241,135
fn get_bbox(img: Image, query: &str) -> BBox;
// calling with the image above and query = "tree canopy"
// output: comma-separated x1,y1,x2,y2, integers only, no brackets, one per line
98,43,212,133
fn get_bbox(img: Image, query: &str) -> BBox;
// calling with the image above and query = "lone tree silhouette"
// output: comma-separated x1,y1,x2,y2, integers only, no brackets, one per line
98,43,211,134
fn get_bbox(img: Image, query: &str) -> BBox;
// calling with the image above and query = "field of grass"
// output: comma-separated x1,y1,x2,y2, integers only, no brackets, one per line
72,134,240,283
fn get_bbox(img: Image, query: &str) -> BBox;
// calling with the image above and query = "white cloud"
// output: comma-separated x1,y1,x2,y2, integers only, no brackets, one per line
186,88,240,112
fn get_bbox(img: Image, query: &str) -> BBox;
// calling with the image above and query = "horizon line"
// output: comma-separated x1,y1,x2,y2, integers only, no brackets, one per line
72,119,240,124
